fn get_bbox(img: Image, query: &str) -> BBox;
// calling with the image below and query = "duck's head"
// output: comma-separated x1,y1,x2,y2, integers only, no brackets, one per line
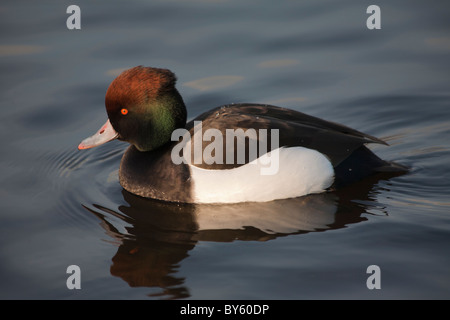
78,66,187,152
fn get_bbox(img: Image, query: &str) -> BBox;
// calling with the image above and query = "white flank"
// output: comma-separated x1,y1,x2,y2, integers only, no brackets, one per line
189,147,334,204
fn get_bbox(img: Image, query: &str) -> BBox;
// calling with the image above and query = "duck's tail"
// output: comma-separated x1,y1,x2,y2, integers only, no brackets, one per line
332,146,408,189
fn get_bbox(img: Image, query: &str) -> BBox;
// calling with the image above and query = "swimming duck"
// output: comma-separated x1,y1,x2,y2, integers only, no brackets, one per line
79,66,405,203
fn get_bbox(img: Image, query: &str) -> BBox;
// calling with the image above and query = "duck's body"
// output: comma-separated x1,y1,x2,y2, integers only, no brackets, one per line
79,66,406,203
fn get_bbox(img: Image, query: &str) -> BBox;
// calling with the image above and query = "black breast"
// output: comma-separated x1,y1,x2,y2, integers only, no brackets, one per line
119,143,193,203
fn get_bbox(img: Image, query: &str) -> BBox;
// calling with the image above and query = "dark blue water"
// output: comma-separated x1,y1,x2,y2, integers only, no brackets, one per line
1,0,449,299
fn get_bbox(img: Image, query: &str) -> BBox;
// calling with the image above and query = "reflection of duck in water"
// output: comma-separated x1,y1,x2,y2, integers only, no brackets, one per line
79,66,407,204
84,175,392,299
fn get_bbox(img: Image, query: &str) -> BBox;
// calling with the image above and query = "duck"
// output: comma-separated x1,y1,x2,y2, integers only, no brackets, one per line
78,66,406,204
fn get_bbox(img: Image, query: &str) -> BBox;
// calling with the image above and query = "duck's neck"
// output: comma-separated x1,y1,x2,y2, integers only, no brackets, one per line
134,89,187,152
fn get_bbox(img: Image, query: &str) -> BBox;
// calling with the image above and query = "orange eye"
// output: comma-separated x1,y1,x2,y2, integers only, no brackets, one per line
121,108,128,115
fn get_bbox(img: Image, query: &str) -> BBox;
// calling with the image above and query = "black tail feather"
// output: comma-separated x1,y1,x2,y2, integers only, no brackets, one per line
332,146,408,189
